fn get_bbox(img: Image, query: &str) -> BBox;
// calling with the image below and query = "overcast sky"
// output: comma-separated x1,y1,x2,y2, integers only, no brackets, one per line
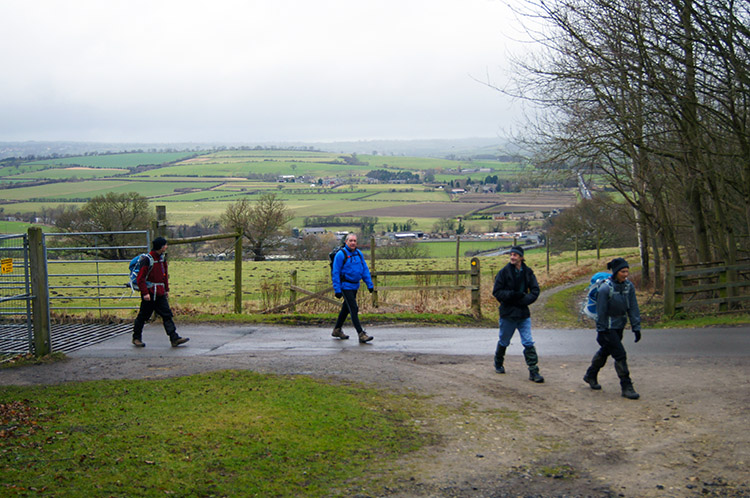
0,0,529,144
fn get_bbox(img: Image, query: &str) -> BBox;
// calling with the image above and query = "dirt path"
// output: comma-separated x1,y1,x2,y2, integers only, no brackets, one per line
2,347,748,497
2,275,748,497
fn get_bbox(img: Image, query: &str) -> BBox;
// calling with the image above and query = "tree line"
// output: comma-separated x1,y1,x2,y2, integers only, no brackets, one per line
508,0,749,286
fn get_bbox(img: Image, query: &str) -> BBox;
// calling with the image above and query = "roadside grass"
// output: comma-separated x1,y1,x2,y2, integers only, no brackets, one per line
187,311,496,328
533,276,750,330
0,370,433,497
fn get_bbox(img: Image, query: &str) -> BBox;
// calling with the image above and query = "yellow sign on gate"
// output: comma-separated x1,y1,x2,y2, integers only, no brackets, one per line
1,258,13,274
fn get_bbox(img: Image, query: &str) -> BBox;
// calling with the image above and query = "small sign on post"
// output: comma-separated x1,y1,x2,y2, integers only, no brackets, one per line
1,258,12,274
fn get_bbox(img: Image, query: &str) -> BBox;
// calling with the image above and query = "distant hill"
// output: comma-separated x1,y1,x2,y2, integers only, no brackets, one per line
0,137,522,161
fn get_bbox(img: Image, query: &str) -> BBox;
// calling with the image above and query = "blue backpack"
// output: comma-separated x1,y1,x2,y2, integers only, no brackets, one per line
581,271,630,321
128,253,155,292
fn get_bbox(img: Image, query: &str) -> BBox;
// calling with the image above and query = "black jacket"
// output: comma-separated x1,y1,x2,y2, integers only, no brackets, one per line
492,262,540,319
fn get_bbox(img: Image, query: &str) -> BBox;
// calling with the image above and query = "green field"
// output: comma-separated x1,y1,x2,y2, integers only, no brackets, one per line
0,149,574,234
26,151,198,168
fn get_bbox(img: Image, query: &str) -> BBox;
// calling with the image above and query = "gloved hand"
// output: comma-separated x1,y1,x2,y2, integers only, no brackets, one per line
335,292,342,299
513,291,525,301
368,287,374,293
634,330,641,343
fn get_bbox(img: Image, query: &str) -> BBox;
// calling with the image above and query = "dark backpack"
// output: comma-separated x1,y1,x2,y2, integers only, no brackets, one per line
328,246,346,269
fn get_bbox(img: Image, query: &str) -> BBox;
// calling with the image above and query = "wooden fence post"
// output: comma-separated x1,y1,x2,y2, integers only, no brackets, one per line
28,227,50,357
664,260,676,316
234,232,242,314
455,236,460,286
470,257,481,318
289,270,297,312
718,265,728,312
156,205,167,239
370,236,378,308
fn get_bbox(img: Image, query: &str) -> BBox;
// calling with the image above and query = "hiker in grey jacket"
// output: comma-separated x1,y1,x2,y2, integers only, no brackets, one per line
583,257,642,399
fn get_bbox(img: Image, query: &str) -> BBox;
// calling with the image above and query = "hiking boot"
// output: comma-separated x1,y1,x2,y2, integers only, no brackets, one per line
132,338,145,347
358,331,373,343
529,370,545,383
621,385,640,400
332,328,349,340
583,374,601,390
171,337,190,347
494,344,506,374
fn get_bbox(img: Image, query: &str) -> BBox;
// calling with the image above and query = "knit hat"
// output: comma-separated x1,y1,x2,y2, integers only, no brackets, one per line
509,246,524,257
152,237,168,251
607,257,629,275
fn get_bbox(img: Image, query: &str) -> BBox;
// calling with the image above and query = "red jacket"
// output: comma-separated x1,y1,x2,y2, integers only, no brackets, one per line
137,250,169,297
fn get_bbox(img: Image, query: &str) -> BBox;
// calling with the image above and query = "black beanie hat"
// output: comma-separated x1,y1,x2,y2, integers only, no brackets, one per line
510,246,524,257
607,257,629,275
152,237,168,251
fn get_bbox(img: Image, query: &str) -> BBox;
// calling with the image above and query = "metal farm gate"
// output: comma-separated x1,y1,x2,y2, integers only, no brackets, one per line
42,230,151,353
0,234,34,358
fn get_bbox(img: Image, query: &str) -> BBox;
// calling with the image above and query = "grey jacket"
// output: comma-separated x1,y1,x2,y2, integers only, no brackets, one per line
595,278,641,333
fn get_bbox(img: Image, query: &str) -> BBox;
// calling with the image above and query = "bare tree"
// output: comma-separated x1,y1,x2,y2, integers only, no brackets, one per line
502,0,750,280
220,193,292,261
54,192,154,259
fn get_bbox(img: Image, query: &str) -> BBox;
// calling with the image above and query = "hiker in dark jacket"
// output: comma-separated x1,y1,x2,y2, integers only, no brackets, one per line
491,246,543,382
132,237,189,348
583,257,642,399
331,233,374,343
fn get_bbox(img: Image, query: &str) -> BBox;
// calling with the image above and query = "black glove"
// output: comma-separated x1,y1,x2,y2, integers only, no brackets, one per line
512,291,525,301
335,292,342,299
368,287,374,293
634,330,641,343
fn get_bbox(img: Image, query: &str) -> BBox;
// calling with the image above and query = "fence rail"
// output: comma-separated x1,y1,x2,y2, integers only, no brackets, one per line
664,259,750,315
370,257,482,317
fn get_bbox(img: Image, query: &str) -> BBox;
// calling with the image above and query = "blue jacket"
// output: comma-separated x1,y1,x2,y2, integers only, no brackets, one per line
596,277,641,333
331,247,373,293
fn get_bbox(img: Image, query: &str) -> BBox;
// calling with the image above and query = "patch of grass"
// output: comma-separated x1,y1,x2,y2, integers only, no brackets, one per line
537,282,589,328
186,311,494,328
0,352,67,368
0,370,430,497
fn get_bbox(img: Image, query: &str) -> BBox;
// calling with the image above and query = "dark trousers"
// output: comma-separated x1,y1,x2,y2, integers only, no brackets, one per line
595,328,627,362
587,328,634,388
334,289,363,333
133,295,177,340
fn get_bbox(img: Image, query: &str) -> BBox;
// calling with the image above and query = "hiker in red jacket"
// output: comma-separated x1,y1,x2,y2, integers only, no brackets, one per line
132,237,189,348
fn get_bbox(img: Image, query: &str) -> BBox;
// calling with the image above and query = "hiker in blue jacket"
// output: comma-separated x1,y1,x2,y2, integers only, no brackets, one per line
331,233,374,343
583,257,642,399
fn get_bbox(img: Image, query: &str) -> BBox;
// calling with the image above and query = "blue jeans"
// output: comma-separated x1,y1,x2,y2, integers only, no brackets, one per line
497,317,534,348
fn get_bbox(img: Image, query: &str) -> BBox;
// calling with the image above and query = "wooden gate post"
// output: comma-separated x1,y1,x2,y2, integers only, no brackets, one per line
28,227,50,357
470,257,481,318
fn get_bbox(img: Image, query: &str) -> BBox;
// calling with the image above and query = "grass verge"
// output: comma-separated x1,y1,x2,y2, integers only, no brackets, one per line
185,311,497,328
0,370,431,497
